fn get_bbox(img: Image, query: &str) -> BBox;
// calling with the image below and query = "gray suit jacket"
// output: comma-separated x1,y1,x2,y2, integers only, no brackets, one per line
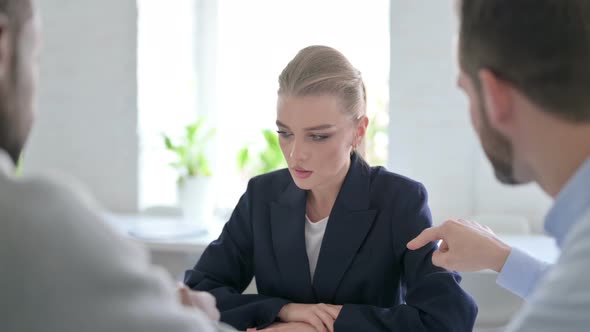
0,151,234,332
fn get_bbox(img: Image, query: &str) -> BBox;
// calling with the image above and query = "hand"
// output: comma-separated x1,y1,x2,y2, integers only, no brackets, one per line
177,283,221,321
277,303,341,332
407,219,512,273
253,322,320,332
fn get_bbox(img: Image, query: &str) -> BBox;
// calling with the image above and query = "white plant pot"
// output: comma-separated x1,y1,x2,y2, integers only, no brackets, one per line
177,176,214,230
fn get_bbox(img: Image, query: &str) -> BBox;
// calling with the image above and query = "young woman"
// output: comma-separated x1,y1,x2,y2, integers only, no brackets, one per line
184,46,477,332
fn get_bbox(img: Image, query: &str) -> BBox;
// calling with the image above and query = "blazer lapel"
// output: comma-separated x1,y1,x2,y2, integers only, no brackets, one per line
312,153,378,303
270,182,316,302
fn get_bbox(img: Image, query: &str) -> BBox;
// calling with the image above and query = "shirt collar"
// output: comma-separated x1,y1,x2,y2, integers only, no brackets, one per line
0,149,15,176
545,155,590,247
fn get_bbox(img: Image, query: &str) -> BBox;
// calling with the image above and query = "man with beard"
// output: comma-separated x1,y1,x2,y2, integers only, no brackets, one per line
408,0,590,331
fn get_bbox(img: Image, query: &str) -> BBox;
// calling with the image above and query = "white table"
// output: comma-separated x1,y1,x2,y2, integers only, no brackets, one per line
104,213,222,253
103,213,226,280
501,234,559,262
105,213,561,262
104,213,562,311
104,212,260,293
475,234,559,274
464,234,559,329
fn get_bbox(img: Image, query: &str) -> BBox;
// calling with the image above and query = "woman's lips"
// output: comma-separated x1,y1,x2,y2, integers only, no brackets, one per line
293,168,313,179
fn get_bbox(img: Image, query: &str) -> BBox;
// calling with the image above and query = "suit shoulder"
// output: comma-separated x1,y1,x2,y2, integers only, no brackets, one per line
0,173,132,279
369,166,426,195
247,168,293,194
1,173,77,214
22,172,99,213
0,172,105,248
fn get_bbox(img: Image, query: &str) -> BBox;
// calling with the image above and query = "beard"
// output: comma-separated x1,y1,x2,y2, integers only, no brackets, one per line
484,145,519,185
477,99,522,185
0,64,33,166
0,109,28,165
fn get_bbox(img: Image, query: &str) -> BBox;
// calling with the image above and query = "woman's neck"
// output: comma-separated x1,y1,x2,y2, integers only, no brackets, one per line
306,159,351,222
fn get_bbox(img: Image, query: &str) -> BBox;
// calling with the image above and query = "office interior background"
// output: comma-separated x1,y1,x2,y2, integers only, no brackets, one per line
21,1,555,331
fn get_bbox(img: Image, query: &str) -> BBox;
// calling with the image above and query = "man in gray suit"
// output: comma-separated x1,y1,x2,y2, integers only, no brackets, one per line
0,1,234,331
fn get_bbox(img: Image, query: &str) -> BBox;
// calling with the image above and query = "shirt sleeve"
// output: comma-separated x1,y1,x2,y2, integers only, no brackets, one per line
496,247,552,299
504,214,590,332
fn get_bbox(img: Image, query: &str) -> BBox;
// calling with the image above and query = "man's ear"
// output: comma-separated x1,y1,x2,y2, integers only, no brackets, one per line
479,69,514,129
0,14,13,82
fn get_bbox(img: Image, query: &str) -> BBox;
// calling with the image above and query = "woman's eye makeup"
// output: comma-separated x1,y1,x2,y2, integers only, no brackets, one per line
276,129,333,141
309,134,331,141
276,130,292,138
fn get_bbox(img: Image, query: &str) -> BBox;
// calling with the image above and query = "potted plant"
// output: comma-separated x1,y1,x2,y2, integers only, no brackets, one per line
163,117,216,229
237,129,287,177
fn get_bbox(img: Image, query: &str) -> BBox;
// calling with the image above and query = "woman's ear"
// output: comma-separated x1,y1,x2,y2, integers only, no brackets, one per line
355,115,369,146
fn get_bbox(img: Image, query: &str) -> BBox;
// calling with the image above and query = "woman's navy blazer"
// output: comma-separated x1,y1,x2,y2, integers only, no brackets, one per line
185,153,477,331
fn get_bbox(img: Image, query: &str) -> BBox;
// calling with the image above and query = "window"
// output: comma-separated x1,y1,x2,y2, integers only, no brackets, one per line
138,0,202,208
138,0,390,212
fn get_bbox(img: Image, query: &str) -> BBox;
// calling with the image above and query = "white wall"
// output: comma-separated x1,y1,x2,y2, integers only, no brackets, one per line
24,0,139,212
388,0,552,231
20,0,553,223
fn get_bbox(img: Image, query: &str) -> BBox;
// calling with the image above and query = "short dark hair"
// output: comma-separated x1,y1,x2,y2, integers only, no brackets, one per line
0,0,33,30
459,0,590,121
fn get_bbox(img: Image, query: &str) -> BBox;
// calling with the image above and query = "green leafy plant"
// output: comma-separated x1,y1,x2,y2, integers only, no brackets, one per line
15,156,23,177
163,117,215,183
237,129,287,177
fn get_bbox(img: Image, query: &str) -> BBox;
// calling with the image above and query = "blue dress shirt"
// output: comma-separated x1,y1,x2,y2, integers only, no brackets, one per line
497,156,590,298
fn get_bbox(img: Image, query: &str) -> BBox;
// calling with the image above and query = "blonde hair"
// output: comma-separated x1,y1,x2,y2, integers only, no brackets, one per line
278,45,367,121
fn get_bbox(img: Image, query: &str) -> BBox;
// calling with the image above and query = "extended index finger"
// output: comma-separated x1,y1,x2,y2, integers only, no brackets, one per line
406,226,444,251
